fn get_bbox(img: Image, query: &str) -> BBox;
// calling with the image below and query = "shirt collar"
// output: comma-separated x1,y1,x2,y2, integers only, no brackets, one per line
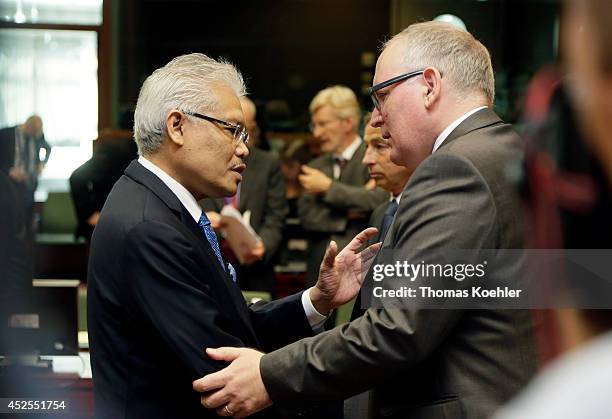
392,190,403,203
431,106,488,154
335,135,362,161
138,156,202,223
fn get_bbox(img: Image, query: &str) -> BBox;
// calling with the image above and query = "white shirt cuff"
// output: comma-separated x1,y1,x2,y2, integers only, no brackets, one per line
301,287,328,329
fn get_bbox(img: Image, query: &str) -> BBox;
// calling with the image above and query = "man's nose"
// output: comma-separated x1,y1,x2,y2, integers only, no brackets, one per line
370,108,384,127
362,148,375,165
236,141,249,158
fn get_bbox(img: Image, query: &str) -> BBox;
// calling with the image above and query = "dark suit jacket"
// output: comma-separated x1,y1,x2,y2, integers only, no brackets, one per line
298,142,388,284
200,147,288,293
0,126,51,175
260,109,537,419
87,160,312,419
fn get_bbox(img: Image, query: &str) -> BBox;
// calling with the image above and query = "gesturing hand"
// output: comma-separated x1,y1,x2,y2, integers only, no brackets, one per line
310,227,381,314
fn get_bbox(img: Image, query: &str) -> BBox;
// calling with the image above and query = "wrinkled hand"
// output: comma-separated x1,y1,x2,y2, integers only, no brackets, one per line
310,227,381,314
298,165,332,194
241,242,265,265
193,347,271,418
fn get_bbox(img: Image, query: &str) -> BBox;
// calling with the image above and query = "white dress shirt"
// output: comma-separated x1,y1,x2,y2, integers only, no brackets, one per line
431,106,488,154
332,136,362,179
138,156,327,327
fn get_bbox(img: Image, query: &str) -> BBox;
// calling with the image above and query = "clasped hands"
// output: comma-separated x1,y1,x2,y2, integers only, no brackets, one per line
192,227,380,417
298,165,332,195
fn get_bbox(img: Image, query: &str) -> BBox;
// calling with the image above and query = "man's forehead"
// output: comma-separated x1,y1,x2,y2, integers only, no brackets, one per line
212,86,244,122
311,105,334,120
374,44,403,83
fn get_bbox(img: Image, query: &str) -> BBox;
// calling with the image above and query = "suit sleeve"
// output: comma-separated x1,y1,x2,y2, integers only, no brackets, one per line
260,153,498,405
122,221,248,379
248,293,314,352
257,158,289,263
323,182,388,212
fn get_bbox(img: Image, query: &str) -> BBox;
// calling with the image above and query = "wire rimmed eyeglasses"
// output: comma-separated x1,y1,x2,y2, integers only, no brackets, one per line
183,111,249,146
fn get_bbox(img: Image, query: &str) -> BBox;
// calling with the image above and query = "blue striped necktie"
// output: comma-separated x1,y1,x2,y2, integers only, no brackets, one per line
198,213,227,271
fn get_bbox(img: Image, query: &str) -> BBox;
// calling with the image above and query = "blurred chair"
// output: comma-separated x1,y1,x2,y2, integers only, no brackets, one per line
39,192,78,236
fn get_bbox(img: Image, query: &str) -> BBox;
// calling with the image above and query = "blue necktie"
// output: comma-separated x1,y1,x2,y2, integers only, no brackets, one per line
378,199,399,242
198,213,234,281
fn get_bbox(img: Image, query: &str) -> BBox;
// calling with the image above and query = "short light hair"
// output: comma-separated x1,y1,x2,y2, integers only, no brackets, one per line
134,53,246,155
385,21,495,105
309,85,361,126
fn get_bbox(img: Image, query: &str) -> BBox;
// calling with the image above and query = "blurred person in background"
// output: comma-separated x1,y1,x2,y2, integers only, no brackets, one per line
0,115,51,236
342,116,416,419
280,139,312,218
298,85,387,286
200,96,288,296
496,1,612,417
69,129,138,241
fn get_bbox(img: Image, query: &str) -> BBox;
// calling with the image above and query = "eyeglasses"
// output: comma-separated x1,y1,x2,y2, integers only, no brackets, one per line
368,69,425,111
309,118,340,132
184,111,249,146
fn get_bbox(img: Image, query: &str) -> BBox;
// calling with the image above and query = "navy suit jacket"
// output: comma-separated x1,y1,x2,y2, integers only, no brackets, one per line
87,160,313,419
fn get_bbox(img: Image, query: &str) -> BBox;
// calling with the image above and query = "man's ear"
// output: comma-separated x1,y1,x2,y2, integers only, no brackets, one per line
166,110,186,146
422,67,443,109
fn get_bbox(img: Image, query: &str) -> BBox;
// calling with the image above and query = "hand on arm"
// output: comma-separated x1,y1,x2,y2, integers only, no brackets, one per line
193,347,271,418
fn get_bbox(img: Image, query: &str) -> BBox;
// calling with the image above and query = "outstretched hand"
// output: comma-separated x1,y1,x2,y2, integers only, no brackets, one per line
310,227,381,314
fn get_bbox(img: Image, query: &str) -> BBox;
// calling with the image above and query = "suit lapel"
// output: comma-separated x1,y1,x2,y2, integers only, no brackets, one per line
179,208,258,341
125,160,258,343
339,142,365,182
437,107,504,151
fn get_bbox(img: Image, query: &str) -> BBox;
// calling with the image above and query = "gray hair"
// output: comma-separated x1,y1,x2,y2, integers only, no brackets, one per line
385,21,495,105
133,53,246,155
309,85,361,129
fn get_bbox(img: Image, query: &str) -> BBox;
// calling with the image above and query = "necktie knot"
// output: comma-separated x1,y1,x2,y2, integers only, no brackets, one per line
334,157,348,171
385,199,399,217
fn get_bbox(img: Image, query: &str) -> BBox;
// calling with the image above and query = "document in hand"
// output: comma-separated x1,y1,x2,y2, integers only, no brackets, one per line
219,205,262,264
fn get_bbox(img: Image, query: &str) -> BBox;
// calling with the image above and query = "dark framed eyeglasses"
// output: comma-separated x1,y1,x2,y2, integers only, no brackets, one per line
183,111,249,146
368,69,425,111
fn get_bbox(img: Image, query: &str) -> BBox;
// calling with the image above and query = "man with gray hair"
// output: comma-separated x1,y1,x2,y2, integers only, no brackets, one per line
87,53,378,419
300,85,387,286
194,21,536,419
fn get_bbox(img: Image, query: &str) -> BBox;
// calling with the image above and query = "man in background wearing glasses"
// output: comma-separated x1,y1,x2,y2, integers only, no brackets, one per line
87,53,379,419
194,21,536,419
299,85,387,286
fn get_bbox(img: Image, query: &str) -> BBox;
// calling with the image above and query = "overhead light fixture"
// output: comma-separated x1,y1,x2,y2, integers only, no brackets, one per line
434,14,467,31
